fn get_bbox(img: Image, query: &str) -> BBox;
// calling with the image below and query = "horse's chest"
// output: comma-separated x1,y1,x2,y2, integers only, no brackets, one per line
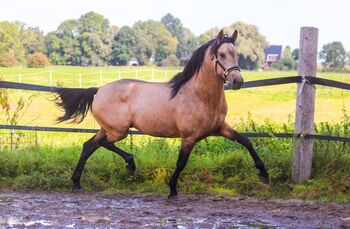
195,106,226,132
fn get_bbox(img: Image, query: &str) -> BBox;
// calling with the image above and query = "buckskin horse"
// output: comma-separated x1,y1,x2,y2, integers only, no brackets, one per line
55,30,269,198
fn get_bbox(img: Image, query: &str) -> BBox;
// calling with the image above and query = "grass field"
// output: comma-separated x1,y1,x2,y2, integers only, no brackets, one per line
1,66,350,128
1,66,350,201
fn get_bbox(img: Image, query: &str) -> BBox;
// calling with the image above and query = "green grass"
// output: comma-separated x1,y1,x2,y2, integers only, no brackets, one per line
0,118,349,202
1,66,350,202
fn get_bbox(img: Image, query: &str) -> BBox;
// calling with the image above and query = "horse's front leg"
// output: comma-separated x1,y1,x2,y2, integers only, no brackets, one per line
215,122,269,184
168,138,196,198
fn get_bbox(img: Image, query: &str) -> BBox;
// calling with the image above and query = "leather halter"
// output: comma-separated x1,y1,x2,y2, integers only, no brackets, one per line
215,59,241,82
211,37,241,83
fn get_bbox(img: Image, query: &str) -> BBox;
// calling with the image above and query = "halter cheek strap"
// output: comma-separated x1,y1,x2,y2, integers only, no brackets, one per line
211,55,241,82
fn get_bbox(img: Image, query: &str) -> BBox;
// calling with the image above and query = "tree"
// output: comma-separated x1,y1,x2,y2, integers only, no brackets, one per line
176,28,200,66
319,41,347,70
0,21,25,61
283,46,292,59
226,22,268,70
14,21,46,56
110,26,138,65
45,12,114,66
78,11,110,35
133,20,177,65
161,54,179,67
161,13,184,41
292,48,299,61
161,13,199,66
56,19,79,39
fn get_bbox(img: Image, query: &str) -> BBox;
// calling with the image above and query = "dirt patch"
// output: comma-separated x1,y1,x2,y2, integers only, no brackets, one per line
0,190,349,228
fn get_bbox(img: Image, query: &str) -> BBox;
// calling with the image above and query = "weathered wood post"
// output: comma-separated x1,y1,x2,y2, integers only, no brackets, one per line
292,27,318,183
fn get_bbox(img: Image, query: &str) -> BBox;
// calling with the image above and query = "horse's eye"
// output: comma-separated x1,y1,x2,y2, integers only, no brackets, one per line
220,53,226,59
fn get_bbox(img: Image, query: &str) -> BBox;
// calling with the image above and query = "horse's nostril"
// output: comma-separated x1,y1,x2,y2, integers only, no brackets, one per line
233,78,237,85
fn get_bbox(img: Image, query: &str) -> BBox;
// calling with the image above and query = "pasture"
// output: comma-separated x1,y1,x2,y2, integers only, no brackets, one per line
1,66,350,128
0,66,350,202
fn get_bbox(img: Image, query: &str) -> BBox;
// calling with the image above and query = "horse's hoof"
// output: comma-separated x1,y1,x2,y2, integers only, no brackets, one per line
258,172,270,185
71,186,82,193
167,194,178,200
126,163,136,176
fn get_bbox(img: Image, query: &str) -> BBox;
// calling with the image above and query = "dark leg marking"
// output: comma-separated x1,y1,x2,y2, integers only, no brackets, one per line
71,135,100,191
232,130,269,184
99,135,136,175
168,143,194,198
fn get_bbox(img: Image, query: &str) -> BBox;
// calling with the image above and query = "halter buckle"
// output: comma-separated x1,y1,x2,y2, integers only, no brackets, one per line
224,70,229,77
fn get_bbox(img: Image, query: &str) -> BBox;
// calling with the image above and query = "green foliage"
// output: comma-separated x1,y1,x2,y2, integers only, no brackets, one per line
271,46,297,70
45,12,115,66
0,21,25,61
26,52,50,68
161,54,179,67
319,41,347,70
133,20,178,66
0,87,34,125
110,26,138,65
14,21,46,56
161,13,200,66
292,48,299,61
161,13,184,41
0,114,349,201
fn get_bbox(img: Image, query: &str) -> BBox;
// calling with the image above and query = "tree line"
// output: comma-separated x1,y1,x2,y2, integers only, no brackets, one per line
0,11,349,70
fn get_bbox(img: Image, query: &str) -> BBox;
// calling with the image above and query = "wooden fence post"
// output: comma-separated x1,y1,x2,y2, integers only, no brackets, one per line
292,27,318,183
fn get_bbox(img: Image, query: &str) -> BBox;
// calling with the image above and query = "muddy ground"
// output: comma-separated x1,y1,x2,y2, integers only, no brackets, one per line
0,190,349,228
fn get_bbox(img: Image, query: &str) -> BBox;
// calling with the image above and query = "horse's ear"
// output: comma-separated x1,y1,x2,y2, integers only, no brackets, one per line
217,29,225,43
232,30,238,43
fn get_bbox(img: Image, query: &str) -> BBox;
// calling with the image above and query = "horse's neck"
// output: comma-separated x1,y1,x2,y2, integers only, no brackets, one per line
190,65,225,107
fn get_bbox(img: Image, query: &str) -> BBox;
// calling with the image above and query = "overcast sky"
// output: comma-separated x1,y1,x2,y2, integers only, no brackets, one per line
1,0,349,51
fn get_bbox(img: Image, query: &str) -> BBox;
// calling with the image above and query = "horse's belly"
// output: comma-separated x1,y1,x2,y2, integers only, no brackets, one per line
132,113,179,137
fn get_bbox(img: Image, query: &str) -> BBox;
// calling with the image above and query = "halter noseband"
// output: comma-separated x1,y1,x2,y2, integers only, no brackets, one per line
211,36,241,82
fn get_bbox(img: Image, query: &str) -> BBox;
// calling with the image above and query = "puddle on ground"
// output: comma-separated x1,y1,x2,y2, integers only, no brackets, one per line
81,215,111,224
0,197,14,203
0,216,53,228
0,191,348,228
0,217,21,227
147,217,279,228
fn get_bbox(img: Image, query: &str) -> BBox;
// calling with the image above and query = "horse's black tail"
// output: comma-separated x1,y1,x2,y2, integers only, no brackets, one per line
54,87,99,123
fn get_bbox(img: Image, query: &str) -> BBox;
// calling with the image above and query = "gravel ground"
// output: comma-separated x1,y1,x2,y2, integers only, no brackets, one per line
0,190,349,228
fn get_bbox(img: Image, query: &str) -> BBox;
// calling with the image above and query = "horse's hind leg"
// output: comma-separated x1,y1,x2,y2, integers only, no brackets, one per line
215,122,269,184
98,135,136,176
71,130,104,191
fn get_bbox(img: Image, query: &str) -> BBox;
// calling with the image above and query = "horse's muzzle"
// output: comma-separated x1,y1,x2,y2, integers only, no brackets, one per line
229,77,244,90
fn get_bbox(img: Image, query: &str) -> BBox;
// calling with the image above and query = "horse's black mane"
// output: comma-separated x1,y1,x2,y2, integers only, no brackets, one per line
168,35,235,98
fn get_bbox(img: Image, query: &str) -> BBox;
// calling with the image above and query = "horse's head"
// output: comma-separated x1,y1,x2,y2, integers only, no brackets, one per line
210,30,243,90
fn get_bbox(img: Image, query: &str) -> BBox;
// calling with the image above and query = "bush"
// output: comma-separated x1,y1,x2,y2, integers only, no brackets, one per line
161,54,179,67
26,52,50,68
271,57,296,70
0,54,18,67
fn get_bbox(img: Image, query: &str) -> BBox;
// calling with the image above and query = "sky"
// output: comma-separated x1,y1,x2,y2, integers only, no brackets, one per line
0,0,349,51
